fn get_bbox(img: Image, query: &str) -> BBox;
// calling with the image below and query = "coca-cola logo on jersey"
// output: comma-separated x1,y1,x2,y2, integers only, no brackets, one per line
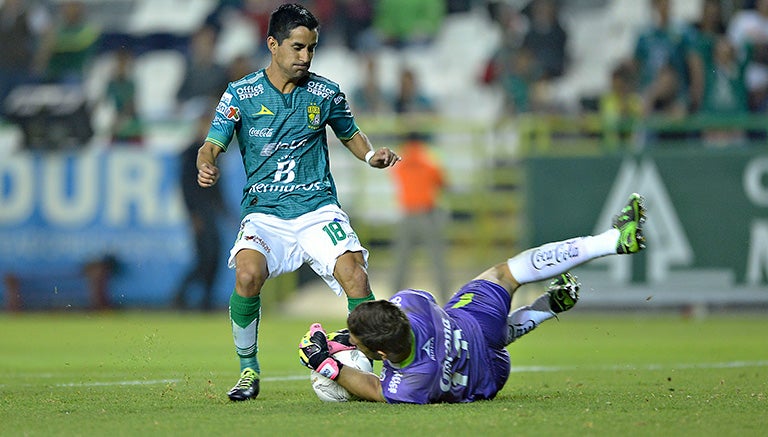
248,127,273,138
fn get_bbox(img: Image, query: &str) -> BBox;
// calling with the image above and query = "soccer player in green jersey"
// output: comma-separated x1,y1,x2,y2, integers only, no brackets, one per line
196,3,400,401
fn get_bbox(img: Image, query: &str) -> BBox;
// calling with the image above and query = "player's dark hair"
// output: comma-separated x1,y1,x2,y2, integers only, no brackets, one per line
267,3,319,44
347,300,412,359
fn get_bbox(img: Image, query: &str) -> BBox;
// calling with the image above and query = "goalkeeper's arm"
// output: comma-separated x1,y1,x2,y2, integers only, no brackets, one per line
335,366,386,403
299,324,386,402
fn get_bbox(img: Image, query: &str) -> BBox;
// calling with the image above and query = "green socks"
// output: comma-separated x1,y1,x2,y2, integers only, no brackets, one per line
228,290,374,374
347,292,375,312
229,292,261,374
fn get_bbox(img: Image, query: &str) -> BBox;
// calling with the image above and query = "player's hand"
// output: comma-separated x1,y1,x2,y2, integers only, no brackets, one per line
368,147,400,168
298,323,343,380
197,162,220,187
327,328,356,355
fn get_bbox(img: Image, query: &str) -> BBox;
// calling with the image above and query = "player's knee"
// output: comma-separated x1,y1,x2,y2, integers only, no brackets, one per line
234,264,267,297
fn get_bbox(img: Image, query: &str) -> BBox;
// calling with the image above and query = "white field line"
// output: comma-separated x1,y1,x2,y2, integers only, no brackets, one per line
2,360,767,389
508,360,768,373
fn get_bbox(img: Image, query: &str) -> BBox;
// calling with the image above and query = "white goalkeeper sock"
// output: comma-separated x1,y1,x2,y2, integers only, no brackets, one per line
505,293,555,345
507,229,619,284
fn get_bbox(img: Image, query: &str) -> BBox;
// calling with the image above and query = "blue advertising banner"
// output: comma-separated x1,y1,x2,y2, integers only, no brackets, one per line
0,148,242,309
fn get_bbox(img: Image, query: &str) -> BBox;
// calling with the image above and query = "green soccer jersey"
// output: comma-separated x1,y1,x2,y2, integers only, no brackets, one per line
206,69,361,219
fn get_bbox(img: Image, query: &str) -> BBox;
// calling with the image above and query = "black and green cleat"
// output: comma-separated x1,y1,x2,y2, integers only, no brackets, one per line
547,272,580,313
613,193,647,254
227,368,260,401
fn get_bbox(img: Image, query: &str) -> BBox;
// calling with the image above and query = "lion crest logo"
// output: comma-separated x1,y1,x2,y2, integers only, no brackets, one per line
307,104,321,129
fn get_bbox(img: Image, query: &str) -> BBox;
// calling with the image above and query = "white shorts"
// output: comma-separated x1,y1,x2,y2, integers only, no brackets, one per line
227,204,368,296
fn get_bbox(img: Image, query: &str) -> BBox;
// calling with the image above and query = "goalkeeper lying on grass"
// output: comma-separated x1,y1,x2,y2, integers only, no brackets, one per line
300,193,647,404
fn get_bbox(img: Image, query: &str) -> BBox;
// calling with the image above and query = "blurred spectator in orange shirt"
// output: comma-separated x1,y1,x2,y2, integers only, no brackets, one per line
391,133,450,302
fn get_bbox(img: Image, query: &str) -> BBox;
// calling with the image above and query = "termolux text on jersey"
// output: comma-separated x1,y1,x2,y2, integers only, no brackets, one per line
247,181,326,194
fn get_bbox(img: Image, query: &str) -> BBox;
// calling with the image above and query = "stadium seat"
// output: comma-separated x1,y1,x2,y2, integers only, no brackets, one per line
127,0,216,35
133,50,186,121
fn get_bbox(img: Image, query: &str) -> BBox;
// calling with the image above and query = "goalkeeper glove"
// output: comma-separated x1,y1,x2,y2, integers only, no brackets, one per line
298,323,343,380
327,328,356,355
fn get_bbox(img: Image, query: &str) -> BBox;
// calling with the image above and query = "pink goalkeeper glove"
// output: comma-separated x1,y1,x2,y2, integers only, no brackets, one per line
327,328,356,355
298,323,343,380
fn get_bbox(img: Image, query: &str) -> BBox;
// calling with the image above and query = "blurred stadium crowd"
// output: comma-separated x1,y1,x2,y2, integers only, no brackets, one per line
1,0,766,152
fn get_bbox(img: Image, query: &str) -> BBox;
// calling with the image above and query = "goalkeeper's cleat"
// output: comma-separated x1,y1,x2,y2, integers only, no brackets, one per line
547,272,580,313
613,192,647,254
227,368,260,401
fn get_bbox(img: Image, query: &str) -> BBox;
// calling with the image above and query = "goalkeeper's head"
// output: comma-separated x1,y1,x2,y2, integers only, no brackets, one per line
347,300,412,364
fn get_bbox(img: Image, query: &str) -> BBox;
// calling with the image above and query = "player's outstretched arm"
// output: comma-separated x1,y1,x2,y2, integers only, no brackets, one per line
299,324,385,402
336,366,386,402
197,141,222,187
342,131,400,168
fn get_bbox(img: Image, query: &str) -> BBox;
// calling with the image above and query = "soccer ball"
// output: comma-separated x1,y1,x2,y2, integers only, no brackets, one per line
310,349,374,402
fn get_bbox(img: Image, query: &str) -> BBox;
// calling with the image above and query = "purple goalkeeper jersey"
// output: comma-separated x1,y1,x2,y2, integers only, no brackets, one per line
380,287,509,404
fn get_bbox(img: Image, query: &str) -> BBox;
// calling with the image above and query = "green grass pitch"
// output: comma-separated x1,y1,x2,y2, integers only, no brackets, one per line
1,311,766,436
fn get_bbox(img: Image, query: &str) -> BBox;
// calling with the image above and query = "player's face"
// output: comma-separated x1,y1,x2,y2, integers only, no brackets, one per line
269,26,318,81
348,333,383,361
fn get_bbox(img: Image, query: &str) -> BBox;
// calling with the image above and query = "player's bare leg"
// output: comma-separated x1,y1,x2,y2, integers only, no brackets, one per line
227,249,268,401
334,251,375,312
